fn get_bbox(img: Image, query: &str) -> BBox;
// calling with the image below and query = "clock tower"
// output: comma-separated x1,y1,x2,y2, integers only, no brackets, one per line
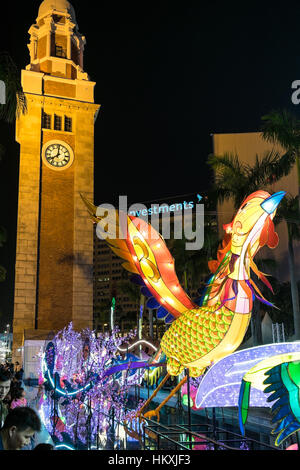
12,0,100,362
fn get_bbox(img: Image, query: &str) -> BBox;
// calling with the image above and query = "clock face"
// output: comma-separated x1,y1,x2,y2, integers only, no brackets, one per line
45,143,71,168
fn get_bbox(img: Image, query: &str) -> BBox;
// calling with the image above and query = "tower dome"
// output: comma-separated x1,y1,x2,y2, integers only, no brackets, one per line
37,0,76,23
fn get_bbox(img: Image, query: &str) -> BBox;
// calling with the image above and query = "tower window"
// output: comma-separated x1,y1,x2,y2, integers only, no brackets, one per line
55,45,66,58
53,15,65,24
64,116,72,132
42,112,51,129
54,115,62,131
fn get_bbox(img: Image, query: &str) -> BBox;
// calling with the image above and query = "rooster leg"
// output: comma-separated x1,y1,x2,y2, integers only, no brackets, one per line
144,375,188,422
136,373,171,419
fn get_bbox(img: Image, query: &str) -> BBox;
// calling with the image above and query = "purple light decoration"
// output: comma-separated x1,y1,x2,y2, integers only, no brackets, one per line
195,342,300,409
39,323,144,446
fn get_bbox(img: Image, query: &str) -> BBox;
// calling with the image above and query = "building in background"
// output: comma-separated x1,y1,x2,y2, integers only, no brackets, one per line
93,229,139,333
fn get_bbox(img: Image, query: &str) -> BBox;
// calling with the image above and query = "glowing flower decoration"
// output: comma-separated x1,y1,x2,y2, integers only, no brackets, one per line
39,323,142,447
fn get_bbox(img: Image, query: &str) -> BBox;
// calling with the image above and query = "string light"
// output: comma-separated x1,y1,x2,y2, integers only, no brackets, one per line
39,323,144,447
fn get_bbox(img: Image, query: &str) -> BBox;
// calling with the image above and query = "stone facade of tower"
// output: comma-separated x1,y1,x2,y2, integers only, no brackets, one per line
12,0,100,363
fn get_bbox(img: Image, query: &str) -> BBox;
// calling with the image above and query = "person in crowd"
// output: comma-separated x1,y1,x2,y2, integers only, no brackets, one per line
0,406,41,450
15,366,24,383
10,387,27,409
11,376,22,390
2,392,11,407
0,367,12,428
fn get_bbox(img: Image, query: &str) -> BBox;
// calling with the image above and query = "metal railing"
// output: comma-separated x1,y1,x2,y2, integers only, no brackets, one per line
141,418,281,451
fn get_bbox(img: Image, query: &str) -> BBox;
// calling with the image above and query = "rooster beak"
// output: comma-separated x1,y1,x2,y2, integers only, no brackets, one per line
260,191,286,214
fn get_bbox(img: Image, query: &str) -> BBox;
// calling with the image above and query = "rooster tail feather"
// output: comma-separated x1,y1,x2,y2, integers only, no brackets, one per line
238,379,251,436
80,194,138,275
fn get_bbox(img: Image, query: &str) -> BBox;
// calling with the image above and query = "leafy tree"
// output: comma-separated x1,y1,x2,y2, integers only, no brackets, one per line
0,53,27,284
0,52,27,123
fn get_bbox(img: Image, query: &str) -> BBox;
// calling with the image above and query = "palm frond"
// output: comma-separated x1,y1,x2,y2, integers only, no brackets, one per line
246,150,294,188
276,195,300,240
261,109,300,153
207,153,249,207
208,152,243,176
0,52,27,123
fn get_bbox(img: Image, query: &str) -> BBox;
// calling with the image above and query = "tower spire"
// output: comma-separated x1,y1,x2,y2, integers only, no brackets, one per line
26,0,88,80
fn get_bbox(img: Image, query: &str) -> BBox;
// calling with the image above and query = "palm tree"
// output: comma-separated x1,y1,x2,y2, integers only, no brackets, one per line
274,194,300,339
0,52,27,123
261,110,300,182
261,110,300,339
207,150,295,210
0,53,27,283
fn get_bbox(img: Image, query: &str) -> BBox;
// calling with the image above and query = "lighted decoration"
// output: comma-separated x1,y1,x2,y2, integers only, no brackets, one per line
82,191,285,422
181,380,200,411
160,191,285,377
195,342,300,409
286,443,298,450
117,339,158,354
39,323,145,447
263,359,300,446
238,351,300,438
82,191,285,379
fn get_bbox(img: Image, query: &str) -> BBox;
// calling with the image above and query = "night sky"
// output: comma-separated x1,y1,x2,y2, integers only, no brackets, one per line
0,1,300,327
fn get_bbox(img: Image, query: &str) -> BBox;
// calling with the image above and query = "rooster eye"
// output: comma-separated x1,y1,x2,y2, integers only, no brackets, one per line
240,202,249,211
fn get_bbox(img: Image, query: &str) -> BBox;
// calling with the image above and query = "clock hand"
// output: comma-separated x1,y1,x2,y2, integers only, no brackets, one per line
58,150,66,161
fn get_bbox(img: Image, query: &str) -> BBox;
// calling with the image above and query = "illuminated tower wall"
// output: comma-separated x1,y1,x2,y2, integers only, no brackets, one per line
12,0,100,362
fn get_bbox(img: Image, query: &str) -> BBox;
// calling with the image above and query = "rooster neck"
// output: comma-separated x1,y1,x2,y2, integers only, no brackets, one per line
228,251,250,282
206,250,254,315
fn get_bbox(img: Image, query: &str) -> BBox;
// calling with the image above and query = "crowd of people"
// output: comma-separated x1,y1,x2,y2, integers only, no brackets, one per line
0,362,54,450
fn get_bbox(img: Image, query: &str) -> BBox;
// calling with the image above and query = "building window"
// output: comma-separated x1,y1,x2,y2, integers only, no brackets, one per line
64,116,72,132
42,112,51,129
54,114,62,131
55,45,66,58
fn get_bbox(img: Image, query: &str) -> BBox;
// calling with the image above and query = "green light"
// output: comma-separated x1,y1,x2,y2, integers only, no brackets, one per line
182,394,193,408
281,363,300,422
288,361,300,387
